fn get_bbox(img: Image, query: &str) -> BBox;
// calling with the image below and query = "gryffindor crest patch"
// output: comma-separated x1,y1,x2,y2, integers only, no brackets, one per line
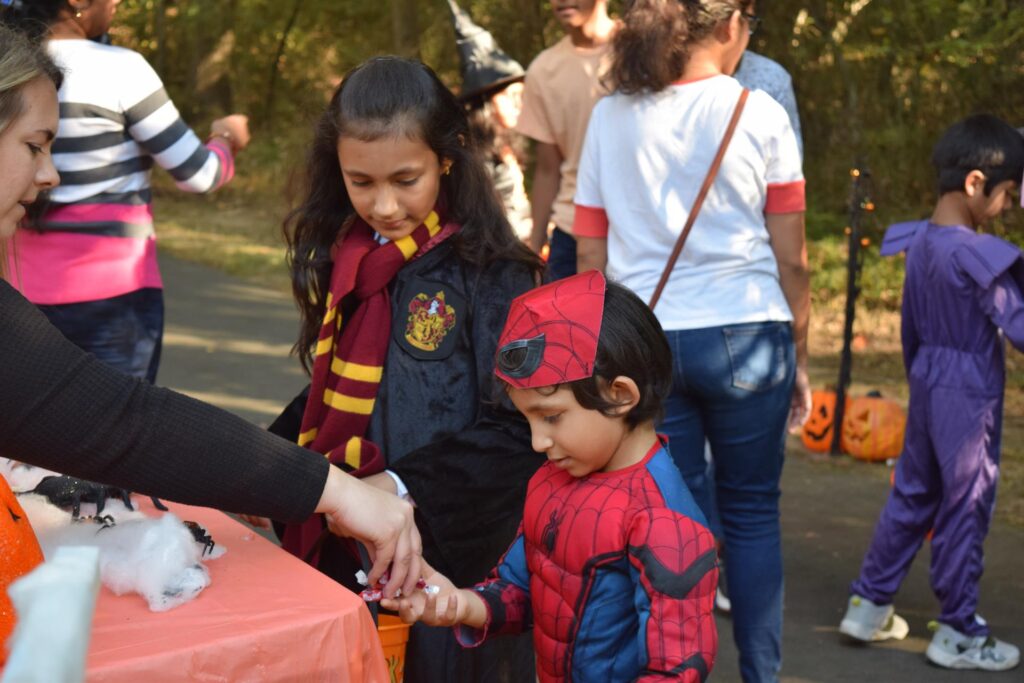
393,277,464,360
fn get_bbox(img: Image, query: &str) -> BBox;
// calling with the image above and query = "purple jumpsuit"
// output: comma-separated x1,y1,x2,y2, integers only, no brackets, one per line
850,220,1024,637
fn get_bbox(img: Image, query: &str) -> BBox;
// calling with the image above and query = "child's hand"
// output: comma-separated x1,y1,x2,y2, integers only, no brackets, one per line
378,559,453,618
396,585,471,628
380,560,484,628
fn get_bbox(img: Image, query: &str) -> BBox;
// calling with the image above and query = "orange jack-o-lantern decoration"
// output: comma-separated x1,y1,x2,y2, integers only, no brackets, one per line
841,396,906,461
0,475,44,659
801,390,847,453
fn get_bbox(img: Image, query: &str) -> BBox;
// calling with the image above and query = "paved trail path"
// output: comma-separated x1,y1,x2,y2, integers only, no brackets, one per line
159,254,1024,682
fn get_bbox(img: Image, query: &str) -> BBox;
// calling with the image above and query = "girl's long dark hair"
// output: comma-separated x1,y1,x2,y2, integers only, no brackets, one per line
611,0,752,95
285,56,542,372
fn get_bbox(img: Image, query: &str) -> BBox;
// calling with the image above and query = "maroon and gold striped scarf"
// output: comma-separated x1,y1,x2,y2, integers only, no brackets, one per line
282,209,457,562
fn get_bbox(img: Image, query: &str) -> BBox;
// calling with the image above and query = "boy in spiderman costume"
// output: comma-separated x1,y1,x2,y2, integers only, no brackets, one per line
383,271,718,682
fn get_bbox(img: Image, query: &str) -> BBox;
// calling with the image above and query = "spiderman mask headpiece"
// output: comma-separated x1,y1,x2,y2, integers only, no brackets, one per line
495,270,606,389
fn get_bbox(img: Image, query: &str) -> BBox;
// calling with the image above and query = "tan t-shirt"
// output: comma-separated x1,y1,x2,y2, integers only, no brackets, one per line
516,35,612,235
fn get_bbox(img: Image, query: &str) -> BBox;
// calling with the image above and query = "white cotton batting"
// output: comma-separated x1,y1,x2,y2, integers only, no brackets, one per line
15,493,223,612
92,514,210,612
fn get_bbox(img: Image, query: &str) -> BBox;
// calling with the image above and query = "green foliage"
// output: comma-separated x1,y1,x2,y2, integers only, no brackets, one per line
111,0,1024,312
110,1,1024,200
109,1,558,131
754,0,1024,221
113,0,390,126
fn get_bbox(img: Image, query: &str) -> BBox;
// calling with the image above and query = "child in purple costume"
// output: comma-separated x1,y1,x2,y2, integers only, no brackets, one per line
838,115,1024,672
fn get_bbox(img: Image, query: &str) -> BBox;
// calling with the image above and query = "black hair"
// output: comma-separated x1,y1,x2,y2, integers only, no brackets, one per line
284,56,543,372
0,1,69,39
932,114,1024,196
514,281,672,430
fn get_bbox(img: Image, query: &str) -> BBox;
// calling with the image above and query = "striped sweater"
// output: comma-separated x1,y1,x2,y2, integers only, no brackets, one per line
10,39,234,305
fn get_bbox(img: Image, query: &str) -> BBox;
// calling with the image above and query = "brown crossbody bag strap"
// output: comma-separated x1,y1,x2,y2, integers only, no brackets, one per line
648,87,750,310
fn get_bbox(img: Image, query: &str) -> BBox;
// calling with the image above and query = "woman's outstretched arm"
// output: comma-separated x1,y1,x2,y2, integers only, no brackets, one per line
0,279,420,593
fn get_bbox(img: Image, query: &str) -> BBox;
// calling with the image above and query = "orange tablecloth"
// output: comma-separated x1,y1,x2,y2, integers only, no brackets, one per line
81,501,388,682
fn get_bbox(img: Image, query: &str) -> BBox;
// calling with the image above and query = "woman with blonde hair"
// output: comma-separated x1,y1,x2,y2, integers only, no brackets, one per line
574,1,810,680
0,22,422,598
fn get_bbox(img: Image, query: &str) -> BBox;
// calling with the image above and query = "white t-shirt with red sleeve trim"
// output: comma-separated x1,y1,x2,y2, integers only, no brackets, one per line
574,74,805,331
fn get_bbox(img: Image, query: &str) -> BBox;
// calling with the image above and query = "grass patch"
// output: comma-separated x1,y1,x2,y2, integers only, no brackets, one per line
151,166,293,293
151,128,321,292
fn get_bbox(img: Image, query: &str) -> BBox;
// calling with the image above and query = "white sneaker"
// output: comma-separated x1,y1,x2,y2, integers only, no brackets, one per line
715,587,731,613
838,594,909,642
925,621,1020,671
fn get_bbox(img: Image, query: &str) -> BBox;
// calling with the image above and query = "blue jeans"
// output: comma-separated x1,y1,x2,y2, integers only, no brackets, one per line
660,321,795,683
37,288,164,383
546,227,577,282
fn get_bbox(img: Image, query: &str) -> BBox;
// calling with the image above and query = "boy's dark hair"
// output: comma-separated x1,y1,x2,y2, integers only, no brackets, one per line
285,56,543,372
558,281,672,429
932,114,1024,196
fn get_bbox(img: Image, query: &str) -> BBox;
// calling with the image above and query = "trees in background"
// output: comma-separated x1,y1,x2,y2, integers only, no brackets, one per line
762,1,1024,221
111,0,1024,222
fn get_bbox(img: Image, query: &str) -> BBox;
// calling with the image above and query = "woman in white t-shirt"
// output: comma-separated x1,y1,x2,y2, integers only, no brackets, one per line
574,2,810,681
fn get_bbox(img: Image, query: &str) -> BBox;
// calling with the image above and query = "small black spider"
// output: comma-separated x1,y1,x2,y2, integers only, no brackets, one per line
183,520,216,557
24,475,169,517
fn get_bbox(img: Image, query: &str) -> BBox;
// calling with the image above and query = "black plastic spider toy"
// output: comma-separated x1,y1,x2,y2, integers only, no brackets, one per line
28,475,134,519
25,475,170,518
183,520,216,557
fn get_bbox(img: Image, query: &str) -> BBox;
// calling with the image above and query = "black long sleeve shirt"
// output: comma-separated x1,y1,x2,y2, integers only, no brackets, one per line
0,279,327,522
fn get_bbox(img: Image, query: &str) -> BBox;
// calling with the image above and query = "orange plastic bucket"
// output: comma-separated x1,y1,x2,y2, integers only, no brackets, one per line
377,614,411,683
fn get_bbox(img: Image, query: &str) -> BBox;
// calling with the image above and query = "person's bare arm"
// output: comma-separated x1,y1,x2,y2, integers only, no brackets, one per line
576,236,608,274
766,211,811,430
316,466,422,598
528,142,563,253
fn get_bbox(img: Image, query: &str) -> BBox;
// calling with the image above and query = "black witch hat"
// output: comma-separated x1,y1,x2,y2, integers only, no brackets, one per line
447,0,525,102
